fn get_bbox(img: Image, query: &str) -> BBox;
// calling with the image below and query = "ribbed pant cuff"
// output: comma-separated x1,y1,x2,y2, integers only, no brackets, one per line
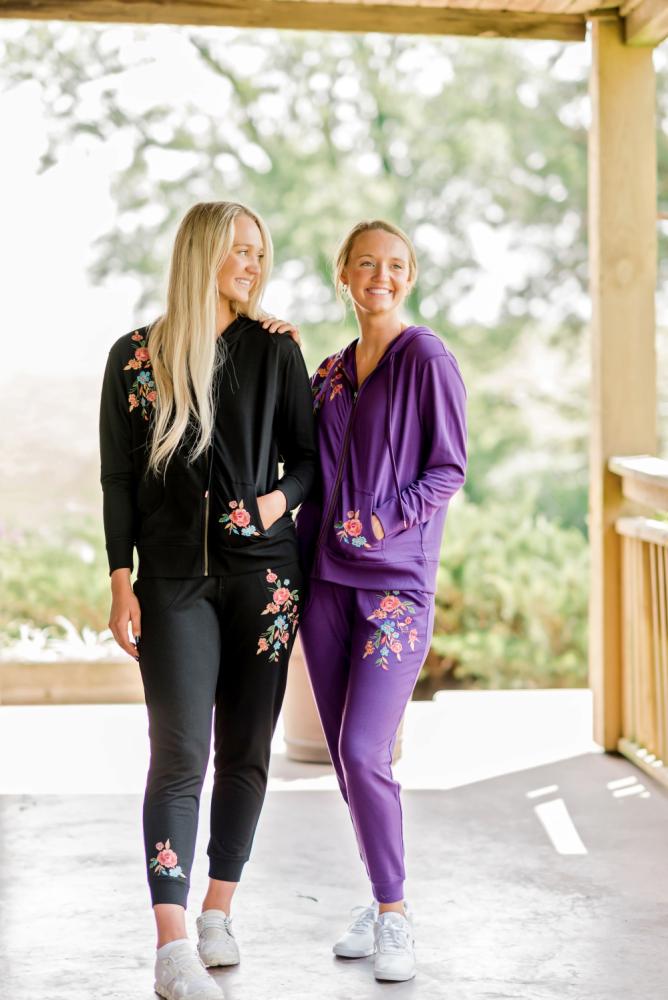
149,877,190,908
208,858,246,883
372,880,404,904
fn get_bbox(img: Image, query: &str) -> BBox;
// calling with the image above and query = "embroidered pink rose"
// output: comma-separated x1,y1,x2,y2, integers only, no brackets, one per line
129,393,138,409
157,848,178,868
132,332,143,341
135,346,150,362
257,637,269,653
127,358,141,370
335,509,371,549
150,838,186,879
380,595,401,614
266,571,278,583
390,641,403,654
273,587,291,606
230,507,251,528
147,390,157,402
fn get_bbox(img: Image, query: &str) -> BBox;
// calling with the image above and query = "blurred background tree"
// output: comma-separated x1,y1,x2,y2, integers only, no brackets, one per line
2,23,666,684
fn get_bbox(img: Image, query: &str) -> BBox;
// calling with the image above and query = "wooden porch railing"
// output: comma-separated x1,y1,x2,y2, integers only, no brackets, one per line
609,456,668,789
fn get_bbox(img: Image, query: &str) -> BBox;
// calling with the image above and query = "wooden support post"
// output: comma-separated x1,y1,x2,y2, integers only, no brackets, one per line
589,16,657,750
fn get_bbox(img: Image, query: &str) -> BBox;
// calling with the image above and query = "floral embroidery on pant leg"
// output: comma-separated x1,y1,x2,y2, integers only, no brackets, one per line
219,499,261,537
149,838,187,879
335,510,372,549
257,569,300,662
362,591,420,671
124,331,157,420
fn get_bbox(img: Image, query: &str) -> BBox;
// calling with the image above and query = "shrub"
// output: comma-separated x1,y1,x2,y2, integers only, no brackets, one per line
428,497,588,689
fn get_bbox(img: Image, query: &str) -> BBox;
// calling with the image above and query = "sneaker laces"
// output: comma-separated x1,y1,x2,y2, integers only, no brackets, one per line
347,904,377,935
376,917,411,954
169,950,209,980
201,913,234,937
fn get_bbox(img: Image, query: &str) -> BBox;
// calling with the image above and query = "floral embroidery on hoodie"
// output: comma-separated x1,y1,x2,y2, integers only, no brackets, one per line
335,510,372,549
312,352,345,413
149,838,186,879
124,330,156,421
363,592,419,671
220,499,261,537
257,569,300,662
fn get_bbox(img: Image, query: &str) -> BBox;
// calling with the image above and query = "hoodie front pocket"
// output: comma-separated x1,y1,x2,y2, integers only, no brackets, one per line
333,485,385,556
218,482,265,541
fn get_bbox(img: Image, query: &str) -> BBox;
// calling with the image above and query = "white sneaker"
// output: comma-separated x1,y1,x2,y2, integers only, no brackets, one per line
333,903,378,958
196,910,240,968
373,911,416,982
154,941,224,999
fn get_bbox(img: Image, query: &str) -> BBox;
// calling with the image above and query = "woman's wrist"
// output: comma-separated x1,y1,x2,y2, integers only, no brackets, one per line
111,567,132,590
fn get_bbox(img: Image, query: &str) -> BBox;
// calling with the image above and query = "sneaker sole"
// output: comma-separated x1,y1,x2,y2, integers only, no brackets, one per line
374,969,417,982
333,943,376,958
155,984,222,1000
200,956,240,967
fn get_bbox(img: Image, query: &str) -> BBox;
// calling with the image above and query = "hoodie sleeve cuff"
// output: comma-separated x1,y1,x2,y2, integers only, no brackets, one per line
373,496,407,540
276,475,303,513
106,539,135,576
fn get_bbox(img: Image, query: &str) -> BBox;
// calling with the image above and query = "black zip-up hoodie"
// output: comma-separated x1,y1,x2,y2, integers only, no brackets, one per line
99,316,316,578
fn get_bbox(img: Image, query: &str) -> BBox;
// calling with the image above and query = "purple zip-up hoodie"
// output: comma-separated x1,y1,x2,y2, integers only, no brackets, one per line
296,325,467,594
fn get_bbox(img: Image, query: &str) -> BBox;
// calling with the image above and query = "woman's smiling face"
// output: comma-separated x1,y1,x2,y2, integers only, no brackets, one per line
216,214,265,304
341,229,414,317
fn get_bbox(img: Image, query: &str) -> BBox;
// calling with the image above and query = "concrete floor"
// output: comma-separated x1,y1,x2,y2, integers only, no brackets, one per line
1,695,667,1000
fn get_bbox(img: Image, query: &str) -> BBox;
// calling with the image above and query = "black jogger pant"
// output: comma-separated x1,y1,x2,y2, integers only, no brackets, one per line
134,563,302,907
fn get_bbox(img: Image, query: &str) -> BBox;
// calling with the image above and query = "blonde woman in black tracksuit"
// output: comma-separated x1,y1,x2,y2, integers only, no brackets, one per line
100,202,315,1000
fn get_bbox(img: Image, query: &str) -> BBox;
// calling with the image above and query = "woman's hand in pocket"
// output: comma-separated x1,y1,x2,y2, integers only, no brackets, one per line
257,490,287,531
371,514,385,540
109,568,141,660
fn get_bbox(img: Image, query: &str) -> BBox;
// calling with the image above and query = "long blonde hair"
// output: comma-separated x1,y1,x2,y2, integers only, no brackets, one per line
333,219,418,306
147,201,273,475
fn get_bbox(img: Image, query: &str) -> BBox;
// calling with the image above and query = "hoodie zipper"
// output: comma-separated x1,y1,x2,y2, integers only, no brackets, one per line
315,335,408,556
315,381,362,552
202,444,214,576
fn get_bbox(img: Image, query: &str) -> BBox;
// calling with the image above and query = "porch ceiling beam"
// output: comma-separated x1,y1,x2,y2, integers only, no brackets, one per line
622,0,668,47
0,1,586,41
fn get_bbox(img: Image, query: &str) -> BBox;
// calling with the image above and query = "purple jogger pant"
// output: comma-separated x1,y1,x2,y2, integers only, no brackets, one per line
299,578,435,903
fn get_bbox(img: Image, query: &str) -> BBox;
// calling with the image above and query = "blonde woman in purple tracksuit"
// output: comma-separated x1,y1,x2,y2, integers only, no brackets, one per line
297,220,467,982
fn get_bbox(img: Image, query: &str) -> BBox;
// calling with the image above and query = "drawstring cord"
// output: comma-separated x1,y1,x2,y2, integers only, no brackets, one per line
386,354,407,529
